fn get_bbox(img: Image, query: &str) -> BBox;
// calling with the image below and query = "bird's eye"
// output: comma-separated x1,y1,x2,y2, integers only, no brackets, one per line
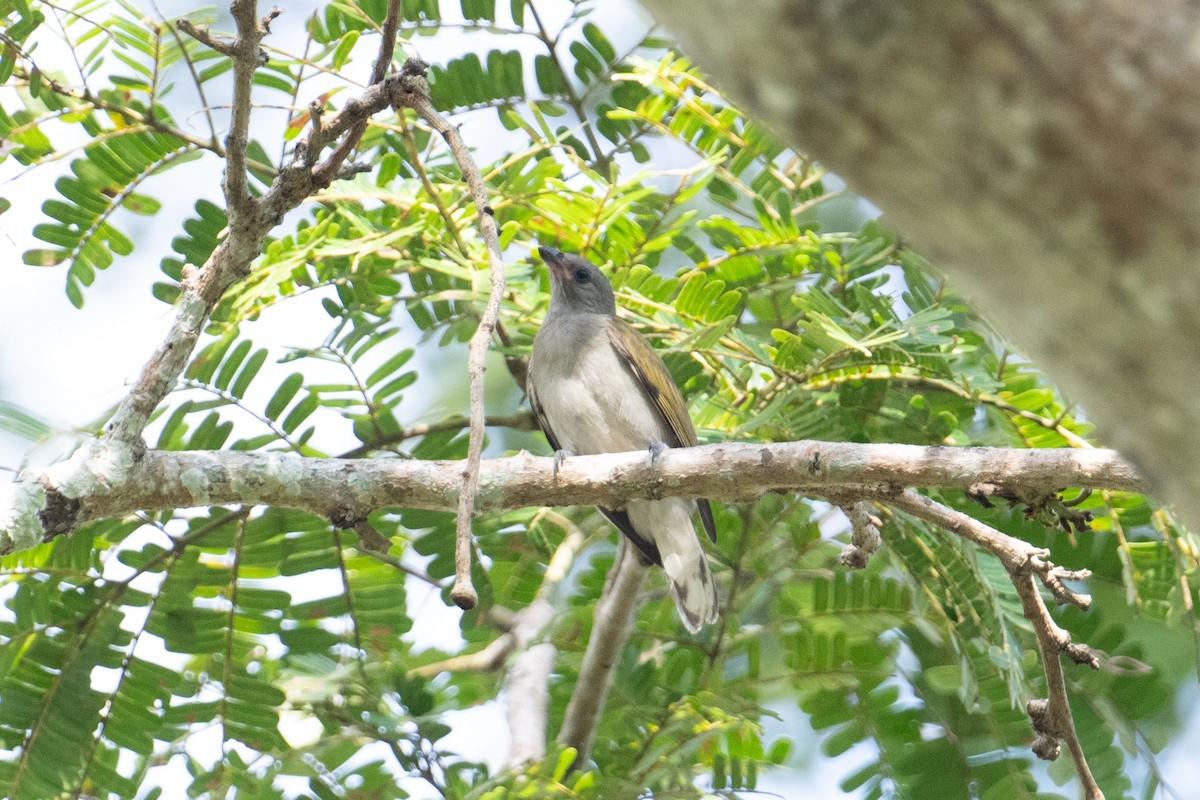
573,267,591,283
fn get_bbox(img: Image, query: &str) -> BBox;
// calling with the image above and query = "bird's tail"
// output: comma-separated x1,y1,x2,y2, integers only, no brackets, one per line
629,499,719,632
663,543,718,633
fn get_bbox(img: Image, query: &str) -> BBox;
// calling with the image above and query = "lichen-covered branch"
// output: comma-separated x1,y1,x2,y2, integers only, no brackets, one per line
14,0,414,567
103,0,404,450
4,440,1141,553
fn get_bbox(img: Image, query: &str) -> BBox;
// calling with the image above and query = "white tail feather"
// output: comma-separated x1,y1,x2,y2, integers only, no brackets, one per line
627,499,718,632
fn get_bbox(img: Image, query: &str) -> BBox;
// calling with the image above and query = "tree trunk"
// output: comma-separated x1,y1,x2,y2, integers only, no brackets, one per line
638,0,1200,526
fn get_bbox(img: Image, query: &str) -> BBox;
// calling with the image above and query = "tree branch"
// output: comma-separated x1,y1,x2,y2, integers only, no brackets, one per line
10,434,1125,781
306,0,398,182
104,2,257,449
175,18,235,58
556,539,649,765
96,2,410,453
337,411,537,459
884,488,1102,799
505,526,586,767
6,440,1142,553
404,526,586,767
370,3,401,86
221,0,265,216
388,58,508,610
407,634,513,679
836,499,882,568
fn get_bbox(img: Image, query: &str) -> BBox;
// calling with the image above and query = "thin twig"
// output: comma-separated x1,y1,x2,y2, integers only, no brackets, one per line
280,32,314,164
175,19,236,57
407,633,515,678
46,4,88,90
527,1,608,172
160,10,220,145
884,489,1102,800
878,373,1092,449
368,0,401,86
308,0,399,183
360,547,443,589
13,69,224,155
397,111,469,252
348,519,391,552
390,58,508,610
327,513,444,587
221,0,263,215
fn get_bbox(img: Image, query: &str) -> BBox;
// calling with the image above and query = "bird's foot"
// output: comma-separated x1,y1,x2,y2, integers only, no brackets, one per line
552,449,574,479
647,440,668,465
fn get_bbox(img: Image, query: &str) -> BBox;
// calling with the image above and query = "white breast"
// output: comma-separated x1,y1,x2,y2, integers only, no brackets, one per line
531,325,669,455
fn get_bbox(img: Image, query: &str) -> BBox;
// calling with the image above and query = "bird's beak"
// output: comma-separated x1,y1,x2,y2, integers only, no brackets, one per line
538,246,567,281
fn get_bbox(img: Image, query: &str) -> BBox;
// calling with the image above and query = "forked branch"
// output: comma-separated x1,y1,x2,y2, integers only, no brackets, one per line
106,0,402,448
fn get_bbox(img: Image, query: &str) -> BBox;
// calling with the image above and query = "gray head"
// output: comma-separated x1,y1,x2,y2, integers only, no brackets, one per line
539,247,616,318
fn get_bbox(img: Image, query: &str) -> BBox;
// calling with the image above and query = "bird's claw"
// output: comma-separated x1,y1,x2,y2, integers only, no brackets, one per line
552,449,573,479
648,440,667,465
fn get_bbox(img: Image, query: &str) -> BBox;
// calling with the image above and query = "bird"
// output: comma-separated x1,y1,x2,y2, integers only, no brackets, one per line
526,246,719,632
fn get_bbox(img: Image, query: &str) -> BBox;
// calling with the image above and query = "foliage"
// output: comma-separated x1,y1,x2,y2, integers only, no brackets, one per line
1,0,1198,798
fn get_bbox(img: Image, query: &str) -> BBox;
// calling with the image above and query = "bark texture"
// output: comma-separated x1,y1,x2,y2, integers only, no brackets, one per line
39,441,1139,535
638,0,1200,526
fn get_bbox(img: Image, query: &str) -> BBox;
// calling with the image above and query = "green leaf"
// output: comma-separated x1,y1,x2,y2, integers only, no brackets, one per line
331,30,359,70
0,401,52,441
568,40,604,83
265,373,305,421
582,23,616,64
533,54,567,95
231,348,269,399
366,348,414,388
27,131,195,304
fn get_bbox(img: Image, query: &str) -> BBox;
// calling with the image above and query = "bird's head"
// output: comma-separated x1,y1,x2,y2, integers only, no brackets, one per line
539,246,616,317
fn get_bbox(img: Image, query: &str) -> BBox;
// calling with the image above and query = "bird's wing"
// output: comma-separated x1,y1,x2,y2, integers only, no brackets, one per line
599,508,661,566
529,374,664,564
527,378,561,452
607,318,718,544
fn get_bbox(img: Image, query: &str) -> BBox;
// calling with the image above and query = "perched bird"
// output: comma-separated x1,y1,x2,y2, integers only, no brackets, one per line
527,246,719,632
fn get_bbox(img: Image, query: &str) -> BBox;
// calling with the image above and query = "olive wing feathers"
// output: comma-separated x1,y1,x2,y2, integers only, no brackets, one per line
607,318,718,544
